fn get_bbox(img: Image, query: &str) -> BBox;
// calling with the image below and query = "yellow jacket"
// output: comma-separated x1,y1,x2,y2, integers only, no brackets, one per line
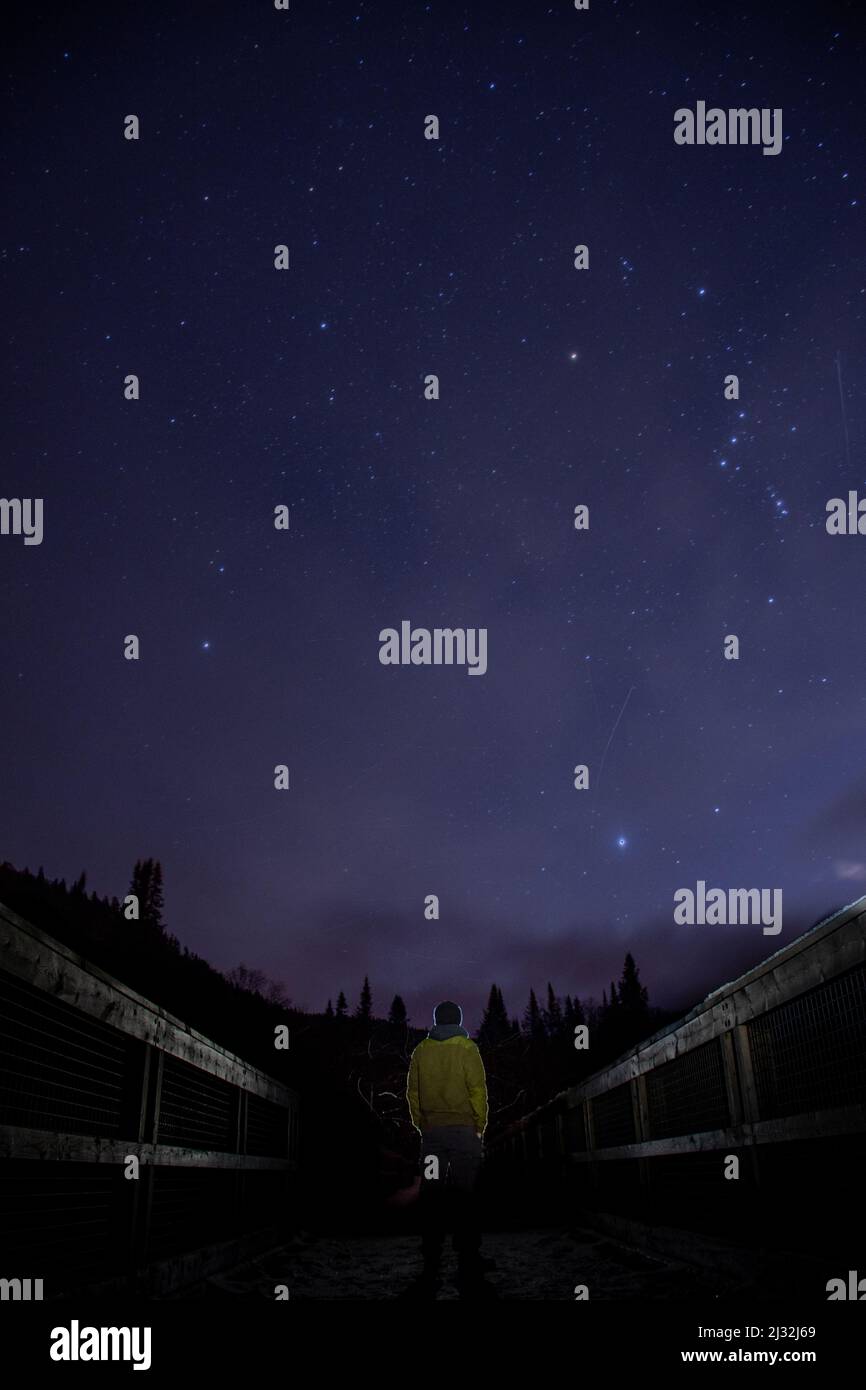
407,1032,488,1134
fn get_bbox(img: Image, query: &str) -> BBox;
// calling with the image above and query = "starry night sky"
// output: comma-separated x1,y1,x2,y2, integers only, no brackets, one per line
3,0,865,1027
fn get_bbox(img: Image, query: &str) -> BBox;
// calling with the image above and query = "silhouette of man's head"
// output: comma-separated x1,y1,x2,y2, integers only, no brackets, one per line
433,1000,462,1025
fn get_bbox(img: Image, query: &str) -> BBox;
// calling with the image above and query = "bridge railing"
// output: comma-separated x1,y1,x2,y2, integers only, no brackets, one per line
0,899,298,1296
488,896,866,1248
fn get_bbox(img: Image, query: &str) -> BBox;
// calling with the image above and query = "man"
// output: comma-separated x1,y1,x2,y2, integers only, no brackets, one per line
406,1000,490,1290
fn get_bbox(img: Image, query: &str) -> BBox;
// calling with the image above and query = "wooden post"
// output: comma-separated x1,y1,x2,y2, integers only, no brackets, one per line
234,1089,247,1155
133,1048,163,1272
121,1040,152,1274
584,1098,599,1199
634,1074,651,1197
720,1029,744,1127
732,1023,762,1188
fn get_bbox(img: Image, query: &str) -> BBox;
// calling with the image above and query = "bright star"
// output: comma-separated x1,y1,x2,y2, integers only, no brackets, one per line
617,836,627,849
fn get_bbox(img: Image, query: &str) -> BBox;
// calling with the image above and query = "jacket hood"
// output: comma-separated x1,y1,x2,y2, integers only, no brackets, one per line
428,1023,470,1042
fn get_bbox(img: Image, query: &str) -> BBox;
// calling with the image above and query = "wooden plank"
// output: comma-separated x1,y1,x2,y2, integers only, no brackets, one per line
565,1102,866,1161
0,1123,296,1170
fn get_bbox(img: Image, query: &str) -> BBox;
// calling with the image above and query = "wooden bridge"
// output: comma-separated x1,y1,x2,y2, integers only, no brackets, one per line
1,891,864,1300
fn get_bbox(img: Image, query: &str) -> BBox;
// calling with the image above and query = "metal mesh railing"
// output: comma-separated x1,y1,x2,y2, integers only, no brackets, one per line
247,1093,289,1157
591,1081,636,1148
147,1167,238,1259
0,1163,122,1283
645,1038,730,1139
748,964,866,1120
157,1053,237,1152
0,967,129,1137
564,1103,587,1153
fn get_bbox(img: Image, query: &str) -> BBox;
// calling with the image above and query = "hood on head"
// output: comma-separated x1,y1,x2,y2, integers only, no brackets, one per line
428,1023,469,1042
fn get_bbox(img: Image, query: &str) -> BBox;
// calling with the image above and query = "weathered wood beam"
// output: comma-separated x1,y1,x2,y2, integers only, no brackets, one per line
0,1123,297,1170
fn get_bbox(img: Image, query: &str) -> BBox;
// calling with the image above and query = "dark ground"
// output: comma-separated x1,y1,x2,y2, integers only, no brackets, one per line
174,1226,735,1301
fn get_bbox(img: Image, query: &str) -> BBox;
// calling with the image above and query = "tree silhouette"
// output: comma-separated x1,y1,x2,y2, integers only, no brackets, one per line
356,975,372,1021
544,981,563,1036
128,858,165,932
523,987,546,1040
228,963,266,994
563,993,586,1032
388,994,408,1026
617,952,650,1046
335,991,348,1019
477,983,511,1045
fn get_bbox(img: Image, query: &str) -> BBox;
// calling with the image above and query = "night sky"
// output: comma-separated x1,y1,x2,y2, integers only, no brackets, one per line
3,1,865,1028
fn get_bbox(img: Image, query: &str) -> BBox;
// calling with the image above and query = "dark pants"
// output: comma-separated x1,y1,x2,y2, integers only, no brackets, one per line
419,1125,483,1268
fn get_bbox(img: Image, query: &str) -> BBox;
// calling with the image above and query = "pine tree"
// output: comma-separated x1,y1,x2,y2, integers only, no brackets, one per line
150,861,165,929
523,988,546,1040
544,981,563,1035
388,994,408,1026
128,858,166,932
335,991,348,1019
563,993,586,1032
617,952,650,1044
618,952,649,1012
478,983,511,1045
356,975,372,1020
325,998,334,1018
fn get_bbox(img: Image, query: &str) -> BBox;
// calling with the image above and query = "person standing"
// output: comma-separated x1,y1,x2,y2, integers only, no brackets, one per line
406,1000,490,1291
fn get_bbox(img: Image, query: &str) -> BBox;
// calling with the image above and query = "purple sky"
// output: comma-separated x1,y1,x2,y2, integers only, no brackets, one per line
2,0,865,1028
